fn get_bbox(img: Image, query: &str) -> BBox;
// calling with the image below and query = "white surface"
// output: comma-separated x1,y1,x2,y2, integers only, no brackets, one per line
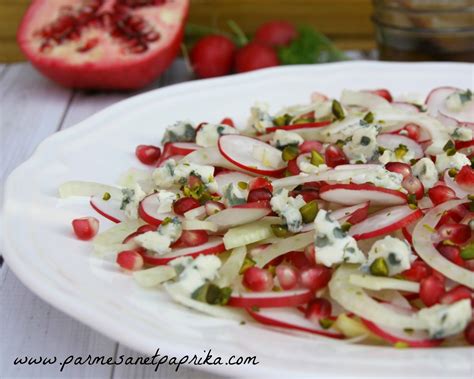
2,60,474,379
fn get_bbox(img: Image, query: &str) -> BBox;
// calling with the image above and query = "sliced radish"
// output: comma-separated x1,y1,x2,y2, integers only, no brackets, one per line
444,170,470,199
138,193,178,226
329,201,370,224
247,307,344,339
361,319,442,347
376,134,423,159
90,196,124,223
426,86,474,126
426,87,459,117
140,237,225,265
349,205,423,240
228,288,313,308
319,183,407,206
218,135,286,176
233,201,271,209
265,121,331,133
206,206,271,230
214,171,253,195
392,101,420,114
160,142,199,163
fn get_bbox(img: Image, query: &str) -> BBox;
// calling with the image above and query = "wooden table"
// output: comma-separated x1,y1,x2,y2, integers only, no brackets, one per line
0,55,365,379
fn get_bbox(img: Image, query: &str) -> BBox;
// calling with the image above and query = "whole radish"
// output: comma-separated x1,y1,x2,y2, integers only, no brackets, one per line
234,42,279,73
254,20,298,47
191,35,236,78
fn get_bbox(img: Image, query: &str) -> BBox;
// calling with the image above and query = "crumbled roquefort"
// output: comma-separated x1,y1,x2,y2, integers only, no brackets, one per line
434,152,471,174
248,103,273,133
366,236,415,276
270,129,304,149
120,184,146,219
134,217,182,255
161,121,196,144
412,157,438,189
270,188,306,233
195,123,239,148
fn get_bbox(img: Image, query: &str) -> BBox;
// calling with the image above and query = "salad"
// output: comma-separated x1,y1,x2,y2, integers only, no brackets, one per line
61,86,474,347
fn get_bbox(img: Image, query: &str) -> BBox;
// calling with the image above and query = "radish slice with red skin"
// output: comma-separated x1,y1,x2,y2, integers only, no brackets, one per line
214,171,253,195
360,319,442,347
444,170,470,198
206,206,271,230
329,201,370,224
160,142,199,163
426,86,474,125
413,199,474,289
391,102,420,114
140,237,225,265
233,201,271,209
90,196,123,223
138,193,180,226
265,121,331,133
319,183,407,206
228,288,313,308
376,134,424,159
218,135,286,176
247,307,344,339
349,205,423,240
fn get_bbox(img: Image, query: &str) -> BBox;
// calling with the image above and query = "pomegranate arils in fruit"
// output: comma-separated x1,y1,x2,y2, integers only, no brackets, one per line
247,188,272,203
305,298,332,323
135,144,161,165
385,162,411,178
299,265,332,291
72,217,99,240
276,264,299,290
420,275,445,307
116,249,144,271
436,224,471,244
243,267,274,292
428,185,458,206
440,286,472,305
402,175,424,199
173,196,201,215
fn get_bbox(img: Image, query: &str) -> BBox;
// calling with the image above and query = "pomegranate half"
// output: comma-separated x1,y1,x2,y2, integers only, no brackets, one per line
17,0,189,90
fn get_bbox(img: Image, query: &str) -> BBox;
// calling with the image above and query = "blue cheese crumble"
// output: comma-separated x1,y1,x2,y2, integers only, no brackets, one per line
168,255,222,296
134,217,182,256
161,121,196,144
248,103,273,133
195,123,239,147
270,188,306,233
435,152,471,174
350,166,403,190
366,236,415,276
412,157,438,189
222,183,247,207
418,299,472,339
313,209,366,267
270,130,304,149
120,184,146,219
342,124,379,163
152,159,217,192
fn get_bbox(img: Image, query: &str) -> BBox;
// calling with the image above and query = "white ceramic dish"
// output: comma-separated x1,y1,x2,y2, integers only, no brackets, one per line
3,62,474,378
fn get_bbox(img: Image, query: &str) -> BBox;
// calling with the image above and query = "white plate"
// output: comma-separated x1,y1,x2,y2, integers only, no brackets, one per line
3,62,474,378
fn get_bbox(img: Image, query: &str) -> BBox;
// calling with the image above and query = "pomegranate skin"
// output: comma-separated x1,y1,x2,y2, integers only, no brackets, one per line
17,0,189,90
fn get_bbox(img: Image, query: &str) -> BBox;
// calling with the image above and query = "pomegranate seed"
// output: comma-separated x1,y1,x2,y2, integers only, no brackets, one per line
324,144,348,168
305,298,332,323
247,188,272,203
304,245,316,266
72,217,99,240
275,264,299,290
243,267,274,292
300,140,323,154
428,185,458,206
437,223,471,244
248,177,273,192
367,88,393,102
299,265,332,291
174,230,208,248
404,123,421,141
284,251,312,269
204,200,226,215
402,260,432,282
385,162,411,178
173,197,201,215
287,158,300,175
465,321,474,345
456,165,474,191
420,275,445,307
116,249,144,271
437,244,465,266
135,144,161,165
402,175,424,199
187,174,203,188
220,117,235,127
440,286,472,305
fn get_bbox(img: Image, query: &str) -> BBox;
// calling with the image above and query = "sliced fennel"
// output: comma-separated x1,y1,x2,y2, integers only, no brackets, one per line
349,274,420,293
214,246,247,288
253,232,314,268
329,265,427,329
223,220,274,250
59,181,122,200
117,168,154,193
92,220,144,257
413,199,474,289
133,266,176,287
333,314,382,343
182,219,218,232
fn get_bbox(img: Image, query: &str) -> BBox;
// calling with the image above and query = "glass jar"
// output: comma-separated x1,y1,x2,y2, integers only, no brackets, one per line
372,0,474,61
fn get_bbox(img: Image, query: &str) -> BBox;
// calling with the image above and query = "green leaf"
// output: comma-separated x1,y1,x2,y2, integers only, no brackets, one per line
278,25,347,65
